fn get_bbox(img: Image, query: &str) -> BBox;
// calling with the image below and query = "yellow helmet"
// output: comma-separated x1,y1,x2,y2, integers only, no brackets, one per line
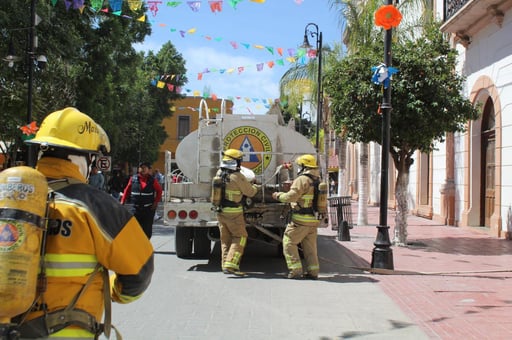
26,107,110,154
97,124,111,154
222,149,243,161
296,154,318,168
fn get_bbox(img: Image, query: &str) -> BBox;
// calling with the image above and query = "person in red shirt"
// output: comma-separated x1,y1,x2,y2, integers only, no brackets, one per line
121,162,162,239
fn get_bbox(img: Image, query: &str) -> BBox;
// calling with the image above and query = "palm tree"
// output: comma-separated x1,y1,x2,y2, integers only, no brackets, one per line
279,45,334,152
329,0,383,226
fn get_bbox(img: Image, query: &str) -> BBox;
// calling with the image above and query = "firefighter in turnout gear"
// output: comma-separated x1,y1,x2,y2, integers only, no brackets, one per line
18,107,154,339
272,154,321,280
214,149,259,276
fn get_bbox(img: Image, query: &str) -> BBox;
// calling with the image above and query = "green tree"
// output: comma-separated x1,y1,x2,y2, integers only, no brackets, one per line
329,0,434,223
103,43,187,166
0,1,186,169
323,21,479,245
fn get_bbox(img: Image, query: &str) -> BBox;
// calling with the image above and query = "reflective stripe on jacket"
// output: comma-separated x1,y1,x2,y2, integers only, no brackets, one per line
277,169,320,228
217,169,258,215
131,174,155,207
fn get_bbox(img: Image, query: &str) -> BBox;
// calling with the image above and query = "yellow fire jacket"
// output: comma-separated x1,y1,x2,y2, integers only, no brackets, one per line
217,169,258,214
276,168,321,228
23,157,154,339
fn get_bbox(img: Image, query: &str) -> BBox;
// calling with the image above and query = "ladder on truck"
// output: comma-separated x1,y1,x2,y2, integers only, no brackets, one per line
195,99,225,183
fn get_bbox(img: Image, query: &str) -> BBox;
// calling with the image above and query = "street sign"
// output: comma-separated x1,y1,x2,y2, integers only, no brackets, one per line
97,156,111,172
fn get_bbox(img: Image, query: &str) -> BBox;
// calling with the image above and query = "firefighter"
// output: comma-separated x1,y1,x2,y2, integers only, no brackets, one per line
214,149,259,276
19,107,154,339
272,154,321,280
121,162,162,239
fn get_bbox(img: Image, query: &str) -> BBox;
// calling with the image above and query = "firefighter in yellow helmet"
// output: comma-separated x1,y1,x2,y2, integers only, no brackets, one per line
18,107,154,339
272,154,321,279
214,149,259,276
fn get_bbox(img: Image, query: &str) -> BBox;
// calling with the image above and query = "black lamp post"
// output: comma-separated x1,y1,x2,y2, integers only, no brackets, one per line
371,0,395,269
298,101,303,134
300,112,312,137
298,101,312,137
301,23,323,160
26,0,37,167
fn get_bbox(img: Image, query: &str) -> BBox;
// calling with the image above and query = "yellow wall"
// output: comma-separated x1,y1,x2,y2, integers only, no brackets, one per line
153,97,233,171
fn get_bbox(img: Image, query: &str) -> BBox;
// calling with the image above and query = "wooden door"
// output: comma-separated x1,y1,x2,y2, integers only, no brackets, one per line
482,136,495,227
480,97,495,227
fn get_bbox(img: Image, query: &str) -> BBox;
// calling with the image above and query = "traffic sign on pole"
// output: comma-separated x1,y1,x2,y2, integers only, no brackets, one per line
97,156,111,172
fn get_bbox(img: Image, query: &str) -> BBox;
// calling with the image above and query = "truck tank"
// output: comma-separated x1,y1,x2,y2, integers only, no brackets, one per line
175,114,315,184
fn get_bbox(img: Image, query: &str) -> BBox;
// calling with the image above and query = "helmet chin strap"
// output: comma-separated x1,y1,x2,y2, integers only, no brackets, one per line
68,155,90,179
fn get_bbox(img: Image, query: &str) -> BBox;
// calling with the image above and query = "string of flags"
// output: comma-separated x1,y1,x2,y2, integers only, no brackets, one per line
150,76,275,108
49,1,316,79
149,31,316,83
163,26,317,59
49,0,305,16
48,2,310,60
47,0,312,109
157,1,305,13
195,52,307,80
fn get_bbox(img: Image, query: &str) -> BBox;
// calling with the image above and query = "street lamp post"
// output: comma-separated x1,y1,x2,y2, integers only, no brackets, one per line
301,23,323,164
3,0,41,167
26,0,37,167
371,0,395,269
299,101,303,134
300,112,311,137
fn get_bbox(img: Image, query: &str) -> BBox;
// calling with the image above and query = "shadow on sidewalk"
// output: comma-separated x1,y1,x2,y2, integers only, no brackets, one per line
180,235,379,283
405,236,512,256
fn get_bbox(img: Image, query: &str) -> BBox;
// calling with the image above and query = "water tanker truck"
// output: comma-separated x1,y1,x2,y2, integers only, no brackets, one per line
163,99,323,258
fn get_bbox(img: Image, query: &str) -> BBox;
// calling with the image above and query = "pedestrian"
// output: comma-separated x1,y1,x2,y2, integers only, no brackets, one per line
121,161,162,239
88,163,105,190
108,169,125,200
213,149,259,276
153,168,164,187
20,107,154,339
272,154,321,280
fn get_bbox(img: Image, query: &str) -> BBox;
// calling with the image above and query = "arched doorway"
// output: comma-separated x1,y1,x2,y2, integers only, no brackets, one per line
480,97,495,227
462,75,502,237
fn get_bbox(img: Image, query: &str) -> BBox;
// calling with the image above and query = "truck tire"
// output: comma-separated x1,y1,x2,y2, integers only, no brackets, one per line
175,226,193,258
194,227,211,259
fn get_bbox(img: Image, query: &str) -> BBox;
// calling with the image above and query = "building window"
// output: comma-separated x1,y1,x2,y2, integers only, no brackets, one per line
178,115,190,140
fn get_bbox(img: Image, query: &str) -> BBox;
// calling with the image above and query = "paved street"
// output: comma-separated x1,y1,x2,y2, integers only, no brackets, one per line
102,202,512,339
107,215,427,340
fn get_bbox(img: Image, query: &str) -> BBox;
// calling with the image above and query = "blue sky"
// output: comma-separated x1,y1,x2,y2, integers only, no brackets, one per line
135,0,343,114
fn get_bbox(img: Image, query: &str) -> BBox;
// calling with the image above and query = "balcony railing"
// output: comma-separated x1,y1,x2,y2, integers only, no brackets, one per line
444,0,470,21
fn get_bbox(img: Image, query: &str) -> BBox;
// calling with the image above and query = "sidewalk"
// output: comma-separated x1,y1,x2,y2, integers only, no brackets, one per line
320,202,512,339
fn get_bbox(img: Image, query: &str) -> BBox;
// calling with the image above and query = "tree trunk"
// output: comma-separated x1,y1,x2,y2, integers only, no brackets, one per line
393,167,410,246
337,137,347,195
357,142,368,225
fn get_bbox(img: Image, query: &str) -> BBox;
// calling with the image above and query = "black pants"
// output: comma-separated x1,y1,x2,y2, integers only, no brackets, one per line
132,206,156,239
